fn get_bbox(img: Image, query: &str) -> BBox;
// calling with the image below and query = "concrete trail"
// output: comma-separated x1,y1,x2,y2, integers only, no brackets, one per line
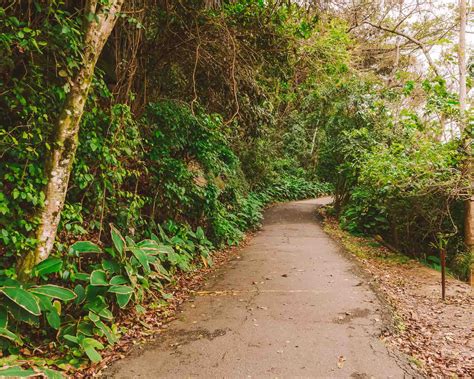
106,198,413,378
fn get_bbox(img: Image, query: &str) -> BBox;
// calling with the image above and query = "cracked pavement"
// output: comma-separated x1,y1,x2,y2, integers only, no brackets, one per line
105,198,415,378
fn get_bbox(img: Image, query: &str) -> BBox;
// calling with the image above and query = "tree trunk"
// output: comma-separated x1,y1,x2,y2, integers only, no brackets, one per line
458,0,473,285
17,0,125,279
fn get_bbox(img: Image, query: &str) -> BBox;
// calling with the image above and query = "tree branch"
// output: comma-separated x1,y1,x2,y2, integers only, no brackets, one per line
362,21,440,77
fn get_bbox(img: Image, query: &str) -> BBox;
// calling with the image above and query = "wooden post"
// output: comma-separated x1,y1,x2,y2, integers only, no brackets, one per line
440,249,446,300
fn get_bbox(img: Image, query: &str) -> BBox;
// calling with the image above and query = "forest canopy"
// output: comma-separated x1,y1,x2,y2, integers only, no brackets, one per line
0,0,472,375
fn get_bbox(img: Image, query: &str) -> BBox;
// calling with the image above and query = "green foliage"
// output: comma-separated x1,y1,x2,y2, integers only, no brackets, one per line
10,0,471,373
314,77,470,279
0,222,218,368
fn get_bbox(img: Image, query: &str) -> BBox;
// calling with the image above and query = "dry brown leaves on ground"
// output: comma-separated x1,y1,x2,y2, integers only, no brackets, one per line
323,216,474,378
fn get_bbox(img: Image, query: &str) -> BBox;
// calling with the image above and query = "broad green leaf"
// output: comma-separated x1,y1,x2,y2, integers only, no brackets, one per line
34,293,54,312
0,366,34,377
77,321,94,337
46,309,61,329
129,247,150,273
90,318,117,344
74,272,90,281
41,367,65,379
74,284,85,304
0,287,40,315
90,270,108,286
3,298,40,326
70,241,102,254
115,292,132,308
110,224,125,257
109,275,128,285
81,337,104,362
144,242,174,255
102,259,121,274
88,311,100,323
108,285,133,295
0,306,7,328
84,338,104,349
63,334,79,344
84,346,102,363
33,257,63,277
97,307,113,320
0,327,23,345
30,285,76,301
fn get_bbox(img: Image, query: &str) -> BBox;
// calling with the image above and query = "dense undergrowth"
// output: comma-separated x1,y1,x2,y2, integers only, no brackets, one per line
0,0,471,376
0,94,329,375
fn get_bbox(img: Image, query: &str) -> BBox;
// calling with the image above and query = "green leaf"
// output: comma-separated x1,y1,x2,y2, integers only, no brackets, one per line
108,285,133,295
102,259,121,274
129,247,150,273
109,275,128,285
0,306,7,328
81,337,104,363
63,334,79,344
0,327,23,345
88,311,100,323
3,298,40,326
74,272,90,281
82,337,103,349
33,257,63,277
98,307,113,320
0,287,40,316
115,292,132,308
110,224,125,257
41,367,65,379
84,346,102,363
90,270,109,286
34,293,54,312
30,285,76,301
70,241,102,254
46,309,61,329
137,240,174,255
74,284,85,304
90,317,117,344
0,366,34,377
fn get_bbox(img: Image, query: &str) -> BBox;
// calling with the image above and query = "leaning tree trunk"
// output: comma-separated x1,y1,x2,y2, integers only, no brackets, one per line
17,0,125,279
458,0,473,285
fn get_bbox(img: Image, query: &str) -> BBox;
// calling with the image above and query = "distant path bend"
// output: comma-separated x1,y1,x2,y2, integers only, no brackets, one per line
106,198,415,378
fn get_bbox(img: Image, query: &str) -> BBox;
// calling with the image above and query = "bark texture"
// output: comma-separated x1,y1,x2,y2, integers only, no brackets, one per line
18,0,125,278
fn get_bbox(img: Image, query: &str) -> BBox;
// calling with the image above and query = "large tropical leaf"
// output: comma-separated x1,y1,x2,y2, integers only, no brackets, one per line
70,241,102,254
108,285,133,295
115,292,132,308
90,270,109,286
3,297,40,326
129,247,150,273
110,224,125,258
0,287,40,316
33,257,63,277
30,285,76,301
0,306,7,328
0,366,34,377
136,240,174,255
81,338,104,363
46,309,61,329
109,275,128,285
41,367,65,379
0,327,23,345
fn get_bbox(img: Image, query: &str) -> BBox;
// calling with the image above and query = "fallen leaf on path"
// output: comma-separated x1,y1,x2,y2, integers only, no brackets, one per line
337,355,346,369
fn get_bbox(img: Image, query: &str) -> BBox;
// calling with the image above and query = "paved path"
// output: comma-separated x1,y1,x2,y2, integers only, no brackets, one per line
106,199,413,378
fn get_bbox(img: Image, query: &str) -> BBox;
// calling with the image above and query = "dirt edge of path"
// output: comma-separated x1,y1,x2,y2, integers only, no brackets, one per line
318,207,474,378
